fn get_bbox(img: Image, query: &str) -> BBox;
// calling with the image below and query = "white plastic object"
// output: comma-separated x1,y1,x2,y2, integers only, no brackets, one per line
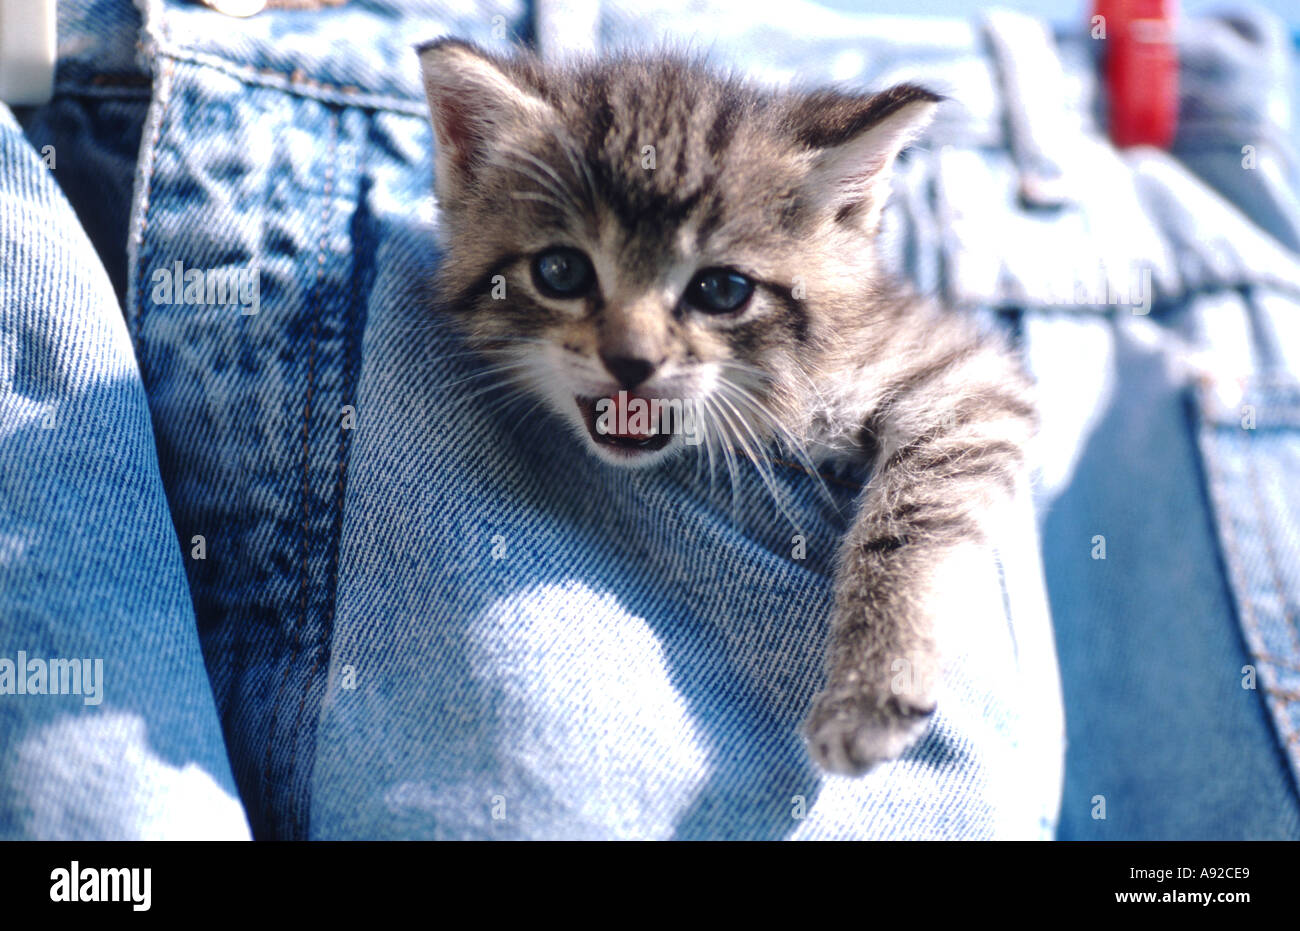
0,0,56,106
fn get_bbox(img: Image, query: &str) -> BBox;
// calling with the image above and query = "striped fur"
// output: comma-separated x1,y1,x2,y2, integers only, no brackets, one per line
419,41,1036,775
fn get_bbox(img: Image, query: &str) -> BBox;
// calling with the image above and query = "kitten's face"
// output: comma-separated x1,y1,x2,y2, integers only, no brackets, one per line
419,41,936,467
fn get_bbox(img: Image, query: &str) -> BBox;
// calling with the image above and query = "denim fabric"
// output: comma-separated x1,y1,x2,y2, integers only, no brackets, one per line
594,0,1300,838
1028,300,1300,840
120,0,1063,840
309,233,1062,840
2,0,1297,840
127,0,530,842
0,102,248,839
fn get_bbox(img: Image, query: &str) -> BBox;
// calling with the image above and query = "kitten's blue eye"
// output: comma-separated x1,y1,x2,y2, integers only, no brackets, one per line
532,247,594,298
686,269,755,314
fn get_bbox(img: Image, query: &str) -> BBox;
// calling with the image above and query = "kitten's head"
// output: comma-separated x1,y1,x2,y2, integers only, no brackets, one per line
419,39,937,467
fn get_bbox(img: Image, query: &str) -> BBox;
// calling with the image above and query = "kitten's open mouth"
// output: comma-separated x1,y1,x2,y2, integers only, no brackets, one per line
575,393,674,453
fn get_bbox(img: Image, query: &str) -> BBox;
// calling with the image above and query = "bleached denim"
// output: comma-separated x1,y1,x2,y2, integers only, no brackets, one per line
0,99,248,839
1,0,1296,839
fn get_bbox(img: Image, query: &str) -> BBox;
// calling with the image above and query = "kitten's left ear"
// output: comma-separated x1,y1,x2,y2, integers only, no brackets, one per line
791,84,941,227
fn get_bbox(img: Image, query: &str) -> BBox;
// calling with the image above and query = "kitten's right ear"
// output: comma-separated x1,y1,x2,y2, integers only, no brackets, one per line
417,39,554,198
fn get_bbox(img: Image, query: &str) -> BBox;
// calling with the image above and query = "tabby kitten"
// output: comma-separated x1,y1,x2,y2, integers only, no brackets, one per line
418,39,1035,775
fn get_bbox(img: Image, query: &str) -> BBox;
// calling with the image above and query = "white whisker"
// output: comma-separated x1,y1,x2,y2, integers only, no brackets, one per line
713,384,801,528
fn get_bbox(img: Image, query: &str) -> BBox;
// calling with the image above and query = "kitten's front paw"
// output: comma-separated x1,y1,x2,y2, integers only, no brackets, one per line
803,686,935,776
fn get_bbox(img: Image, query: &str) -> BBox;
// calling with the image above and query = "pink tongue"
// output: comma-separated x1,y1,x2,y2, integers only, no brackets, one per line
604,391,655,440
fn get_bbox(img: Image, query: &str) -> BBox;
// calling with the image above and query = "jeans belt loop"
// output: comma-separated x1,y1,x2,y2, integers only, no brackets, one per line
981,8,1085,210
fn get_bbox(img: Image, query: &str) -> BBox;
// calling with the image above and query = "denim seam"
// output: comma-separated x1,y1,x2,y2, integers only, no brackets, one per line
1258,651,1300,675
294,117,374,798
152,43,426,117
285,128,366,836
1195,382,1300,761
1242,427,1300,724
127,56,176,348
283,106,345,837
259,105,340,839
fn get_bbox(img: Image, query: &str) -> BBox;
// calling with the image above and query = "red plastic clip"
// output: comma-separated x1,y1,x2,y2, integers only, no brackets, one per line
1096,0,1179,149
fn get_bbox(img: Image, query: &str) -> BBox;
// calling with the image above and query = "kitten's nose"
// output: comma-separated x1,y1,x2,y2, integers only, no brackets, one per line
600,353,658,390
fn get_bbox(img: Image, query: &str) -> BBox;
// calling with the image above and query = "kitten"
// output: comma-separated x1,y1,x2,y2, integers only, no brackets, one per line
417,40,1036,775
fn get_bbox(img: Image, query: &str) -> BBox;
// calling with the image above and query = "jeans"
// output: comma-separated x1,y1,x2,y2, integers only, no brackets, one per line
1,0,1297,840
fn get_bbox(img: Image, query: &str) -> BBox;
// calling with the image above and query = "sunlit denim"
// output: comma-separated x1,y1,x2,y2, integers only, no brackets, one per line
0,101,247,838
1,0,1296,840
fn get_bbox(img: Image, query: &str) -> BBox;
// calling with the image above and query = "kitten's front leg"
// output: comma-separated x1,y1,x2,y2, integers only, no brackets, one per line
804,374,1033,775
805,523,946,775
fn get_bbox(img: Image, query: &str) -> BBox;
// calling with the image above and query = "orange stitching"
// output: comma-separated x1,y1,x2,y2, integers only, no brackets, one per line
160,46,414,110
1198,383,1300,755
1243,437,1300,659
1255,651,1300,675
262,107,339,837
286,119,356,839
